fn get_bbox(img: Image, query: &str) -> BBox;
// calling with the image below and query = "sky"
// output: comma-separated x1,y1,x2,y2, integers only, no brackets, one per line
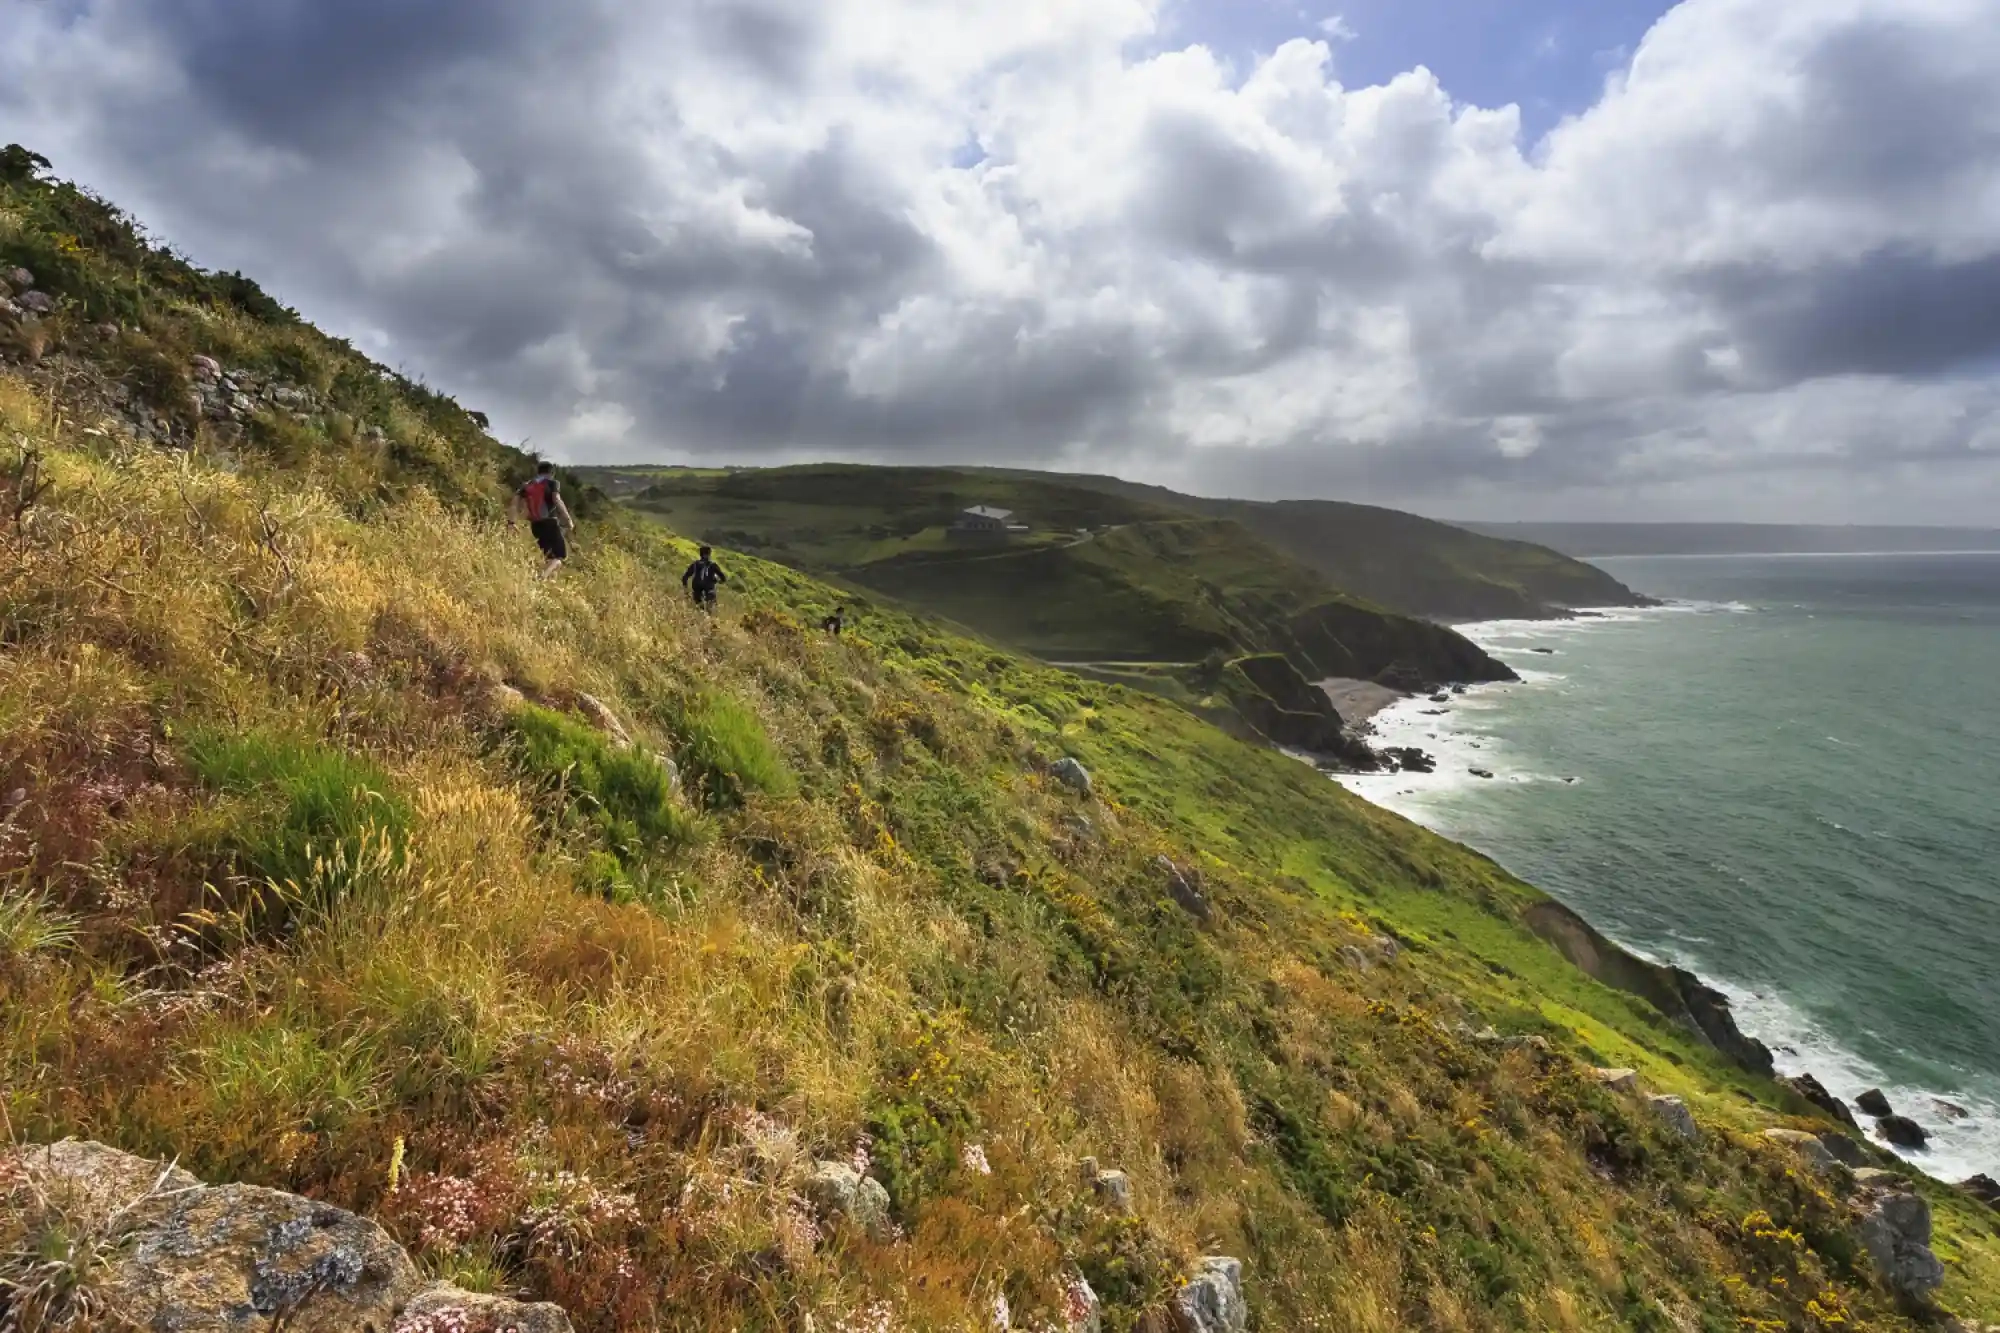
4,0,2000,523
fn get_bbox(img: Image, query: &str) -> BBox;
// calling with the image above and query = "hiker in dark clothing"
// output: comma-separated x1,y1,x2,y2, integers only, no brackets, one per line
821,607,846,635
511,461,576,579
681,545,727,611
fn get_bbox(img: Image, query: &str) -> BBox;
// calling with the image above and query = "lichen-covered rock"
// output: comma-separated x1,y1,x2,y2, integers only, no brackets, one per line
1647,1095,1699,1141
1592,1068,1639,1094
575,692,632,748
806,1160,893,1241
2,1141,575,1333
1856,1189,1944,1302
1156,856,1212,922
1779,1072,1858,1129
1170,1256,1247,1333
1050,757,1092,795
397,1282,575,1333
1091,1168,1134,1215
1763,1129,1838,1173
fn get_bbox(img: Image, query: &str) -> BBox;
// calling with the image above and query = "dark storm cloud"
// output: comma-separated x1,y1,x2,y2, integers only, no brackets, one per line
3,0,1998,519
1697,251,2000,383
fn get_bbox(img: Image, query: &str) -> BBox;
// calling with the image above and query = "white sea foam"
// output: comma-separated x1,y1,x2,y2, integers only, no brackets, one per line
1334,604,2000,1183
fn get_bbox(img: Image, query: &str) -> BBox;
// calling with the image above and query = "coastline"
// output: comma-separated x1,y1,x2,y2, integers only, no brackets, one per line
1322,601,1999,1186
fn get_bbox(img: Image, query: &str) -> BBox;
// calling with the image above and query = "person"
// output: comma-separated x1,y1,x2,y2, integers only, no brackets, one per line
511,461,576,579
681,545,727,611
821,606,846,635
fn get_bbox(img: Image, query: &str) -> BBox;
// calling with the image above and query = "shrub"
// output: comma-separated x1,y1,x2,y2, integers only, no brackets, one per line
181,726,411,911
671,691,793,810
509,705,695,862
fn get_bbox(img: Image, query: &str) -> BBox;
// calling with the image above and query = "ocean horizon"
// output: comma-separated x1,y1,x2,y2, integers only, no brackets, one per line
1337,550,2000,1184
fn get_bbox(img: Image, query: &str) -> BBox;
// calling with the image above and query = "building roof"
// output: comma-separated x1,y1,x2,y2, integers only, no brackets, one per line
960,505,1014,521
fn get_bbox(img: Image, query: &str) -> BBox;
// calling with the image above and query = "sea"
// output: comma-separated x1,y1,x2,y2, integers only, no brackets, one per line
1337,551,2000,1183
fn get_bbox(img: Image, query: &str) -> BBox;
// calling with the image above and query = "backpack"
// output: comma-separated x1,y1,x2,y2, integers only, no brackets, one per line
520,476,558,521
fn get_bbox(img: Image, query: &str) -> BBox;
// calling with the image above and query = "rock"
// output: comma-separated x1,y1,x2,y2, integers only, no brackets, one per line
1530,647,1556,655
806,1160,893,1241
1170,1257,1247,1333
1592,1068,1640,1094
1818,1132,1868,1167
18,290,53,314
4,267,31,289
1521,901,1775,1078
1856,1088,1893,1117
1092,1168,1134,1215
93,321,120,338
0,1140,577,1333
1876,1115,1929,1149
1856,1190,1944,1302
487,682,527,713
1779,1073,1858,1129
398,1282,574,1333
1382,746,1434,773
1647,1095,1700,1141
575,692,632,748
1429,692,1451,703
1933,1098,1969,1121
1061,1272,1102,1333
656,753,682,798
1155,856,1213,922
1763,1128,1838,1172
192,354,222,380
1050,757,1092,795
1339,945,1371,973
1469,768,1495,780
1852,1167,1911,1191
1961,1174,2000,1209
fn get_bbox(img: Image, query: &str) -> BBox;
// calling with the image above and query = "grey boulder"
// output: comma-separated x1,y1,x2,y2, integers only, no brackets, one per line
1170,1256,1247,1333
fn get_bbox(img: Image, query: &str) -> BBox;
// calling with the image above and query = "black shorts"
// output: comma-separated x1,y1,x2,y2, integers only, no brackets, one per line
691,585,717,608
530,518,567,560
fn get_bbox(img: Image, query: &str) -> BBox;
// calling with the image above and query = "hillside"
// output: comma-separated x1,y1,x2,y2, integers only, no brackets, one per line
5,148,2000,1333
589,464,1648,626
988,472,1651,623
609,464,1518,743
1459,521,2000,558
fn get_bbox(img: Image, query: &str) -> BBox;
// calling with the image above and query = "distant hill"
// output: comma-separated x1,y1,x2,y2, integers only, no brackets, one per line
1459,521,2000,557
580,463,1648,624
595,464,1519,698
1001,470,1648,621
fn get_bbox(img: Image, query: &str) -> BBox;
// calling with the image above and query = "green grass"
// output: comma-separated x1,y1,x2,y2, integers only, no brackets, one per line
668,689,795,810
509,704,698,860
181,726,412,912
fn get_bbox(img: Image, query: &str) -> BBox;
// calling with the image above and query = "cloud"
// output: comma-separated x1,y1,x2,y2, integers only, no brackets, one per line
2,0,1998,520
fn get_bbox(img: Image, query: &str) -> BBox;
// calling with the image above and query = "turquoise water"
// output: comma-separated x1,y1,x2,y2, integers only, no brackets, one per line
1340,553,2000,1180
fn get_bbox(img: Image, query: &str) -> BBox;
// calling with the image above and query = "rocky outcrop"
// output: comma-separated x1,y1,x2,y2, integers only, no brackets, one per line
1875,1115,1928,1149
805,1160,894,1242
1522,900,1774,1078
1170,1257,1247,1333
0,1140,572,1333
1592,1068,1639,1094
1853,1183,1944,1303
1855,1088,1893,1117
1818,1132,1868,1167
1647,1095,1700,1141
1050,757,1093,795
1090,1168,1135,1215
1779,1073,1858,1129
1961,1174,2000,1210
1155,857,1213,923
1763,1129,1838,1173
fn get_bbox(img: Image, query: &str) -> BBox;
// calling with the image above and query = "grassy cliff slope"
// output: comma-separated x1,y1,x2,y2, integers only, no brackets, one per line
4,153,1999,1333
613,465,1514,690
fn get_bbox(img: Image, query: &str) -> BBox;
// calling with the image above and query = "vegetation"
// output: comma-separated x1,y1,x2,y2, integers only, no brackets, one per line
4,149,1999,1332
586,462,1647,625
607,465,1519,719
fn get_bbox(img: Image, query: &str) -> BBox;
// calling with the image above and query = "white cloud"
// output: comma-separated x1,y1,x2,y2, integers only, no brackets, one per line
2,0,1998,520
